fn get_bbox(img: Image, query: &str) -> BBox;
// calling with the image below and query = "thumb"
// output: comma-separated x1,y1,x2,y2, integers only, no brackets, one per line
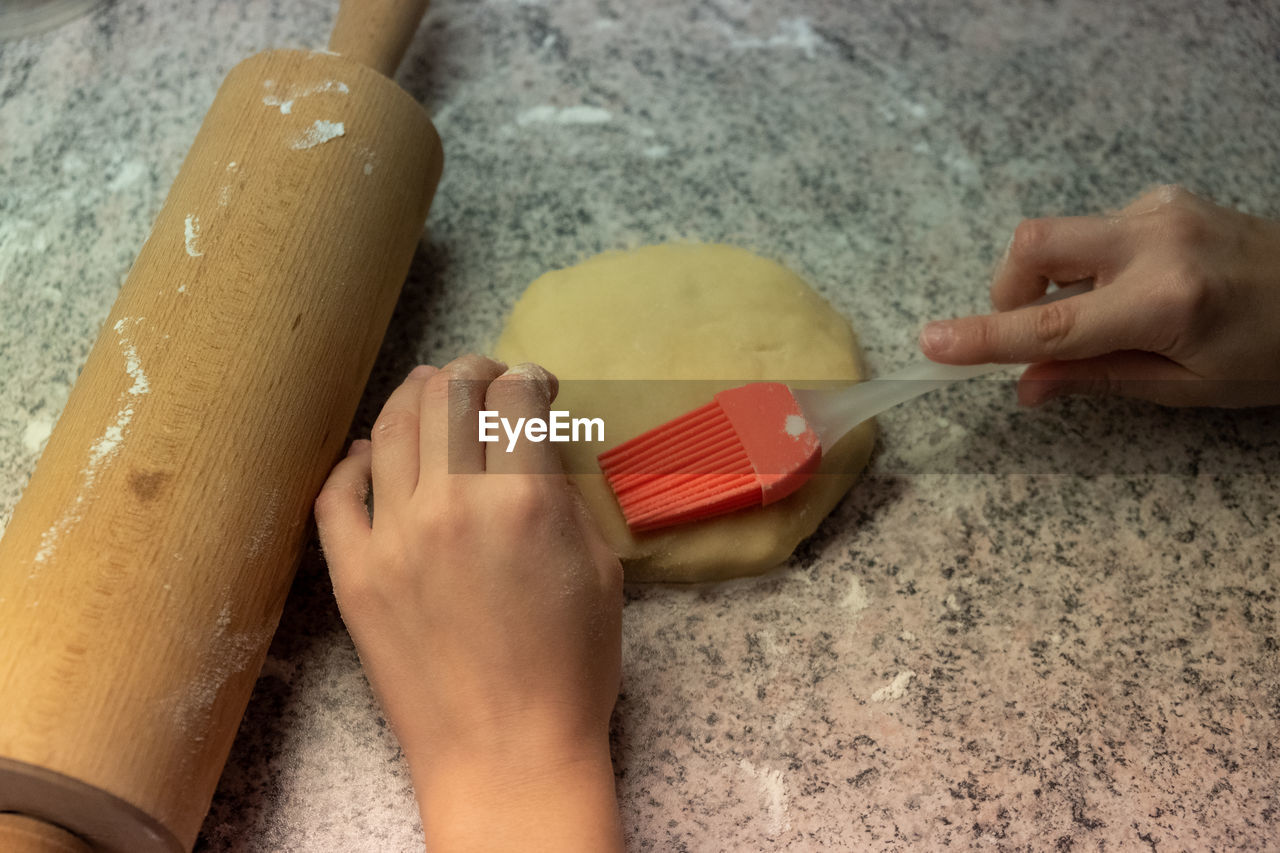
1018,352,1205,407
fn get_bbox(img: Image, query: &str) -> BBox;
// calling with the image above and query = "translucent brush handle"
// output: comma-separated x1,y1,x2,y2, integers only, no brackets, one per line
795,282,1092,452
794,360,1016,452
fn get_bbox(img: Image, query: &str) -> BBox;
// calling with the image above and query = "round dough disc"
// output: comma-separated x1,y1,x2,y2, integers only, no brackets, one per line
494,243,875,583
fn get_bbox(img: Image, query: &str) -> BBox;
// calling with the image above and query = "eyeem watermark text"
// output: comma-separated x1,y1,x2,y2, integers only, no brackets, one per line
478,410,605,453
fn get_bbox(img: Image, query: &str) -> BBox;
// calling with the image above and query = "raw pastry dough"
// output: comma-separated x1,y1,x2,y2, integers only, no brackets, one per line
494,243,875,583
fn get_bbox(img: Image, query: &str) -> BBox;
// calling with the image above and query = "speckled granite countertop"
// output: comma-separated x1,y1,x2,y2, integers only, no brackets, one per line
2,0,1279,849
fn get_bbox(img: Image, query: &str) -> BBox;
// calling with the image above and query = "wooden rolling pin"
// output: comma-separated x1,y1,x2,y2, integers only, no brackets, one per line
0,1,441,850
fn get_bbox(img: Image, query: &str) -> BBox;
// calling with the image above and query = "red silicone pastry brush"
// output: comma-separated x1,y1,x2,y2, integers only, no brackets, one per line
598,284,1089,532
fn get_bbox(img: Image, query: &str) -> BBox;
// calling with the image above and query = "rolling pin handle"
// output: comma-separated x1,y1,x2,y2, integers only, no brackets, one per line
328,0,431,77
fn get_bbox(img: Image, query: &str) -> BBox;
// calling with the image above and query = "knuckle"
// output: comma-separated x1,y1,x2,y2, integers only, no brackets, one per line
421,370,455,408
371,409,419,443
1010,218,1052,259
968,316,1001,358
1156,203,1207,246
1154,183,1190,205
486,374,549,412
313,485,345,520
369,536,420,587
1126,184,1192,218
498,478,552,525
329,550,386,610
444,353,505,383
1031,301,1075,347
1150,263,1210,348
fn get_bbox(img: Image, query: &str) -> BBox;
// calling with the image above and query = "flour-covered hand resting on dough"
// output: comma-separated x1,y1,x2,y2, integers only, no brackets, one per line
494,243,875,583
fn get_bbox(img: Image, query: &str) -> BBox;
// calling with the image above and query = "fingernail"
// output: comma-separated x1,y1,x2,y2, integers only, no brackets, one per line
997,232,1015,270
920,322,954,355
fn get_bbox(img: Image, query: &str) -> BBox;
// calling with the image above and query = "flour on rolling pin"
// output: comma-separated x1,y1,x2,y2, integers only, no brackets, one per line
218,161,238,208
0,3,447,844
169,600,273,746
291,119,346,150
33,318,150,568
183,215,203,257
261,78,350,114
259,77,351,150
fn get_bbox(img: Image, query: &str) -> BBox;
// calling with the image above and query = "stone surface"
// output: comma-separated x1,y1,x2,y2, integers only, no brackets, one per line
1,0,1277,850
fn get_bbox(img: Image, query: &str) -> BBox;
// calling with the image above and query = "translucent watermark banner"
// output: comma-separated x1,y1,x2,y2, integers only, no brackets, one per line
444,378,1280,477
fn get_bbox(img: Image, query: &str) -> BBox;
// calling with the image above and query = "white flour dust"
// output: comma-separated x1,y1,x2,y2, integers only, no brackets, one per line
726,17,823,60
291,120,346,150
171,599,271,742
22,416,54,454
33,318,150,568
358,145,377,176
870,670,916,702
739,758,791,837
262,79,349,115
516,105,612,126
183,215,203,257
839,575,869,613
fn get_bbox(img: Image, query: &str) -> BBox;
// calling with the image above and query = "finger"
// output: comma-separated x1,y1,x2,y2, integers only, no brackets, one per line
1017,351,1204,407
314,439,374,573
484,363,564,475
370,365,437,505
1117,183,1190,218
991,216,1127,310
920,285,1154,365
419,354,508,477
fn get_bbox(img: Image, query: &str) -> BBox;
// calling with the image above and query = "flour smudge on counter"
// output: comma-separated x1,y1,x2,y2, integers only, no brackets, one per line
725,17,823,60
22,416,54,454
739,758,791,837
870,670,916,702
516,105,612,126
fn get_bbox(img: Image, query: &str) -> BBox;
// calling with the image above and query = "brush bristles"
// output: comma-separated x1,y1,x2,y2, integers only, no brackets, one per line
597,400,762,531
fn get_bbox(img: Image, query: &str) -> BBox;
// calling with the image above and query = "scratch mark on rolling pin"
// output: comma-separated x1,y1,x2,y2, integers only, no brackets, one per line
33,318,150,568
184,214,203,257
291,120,345,150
